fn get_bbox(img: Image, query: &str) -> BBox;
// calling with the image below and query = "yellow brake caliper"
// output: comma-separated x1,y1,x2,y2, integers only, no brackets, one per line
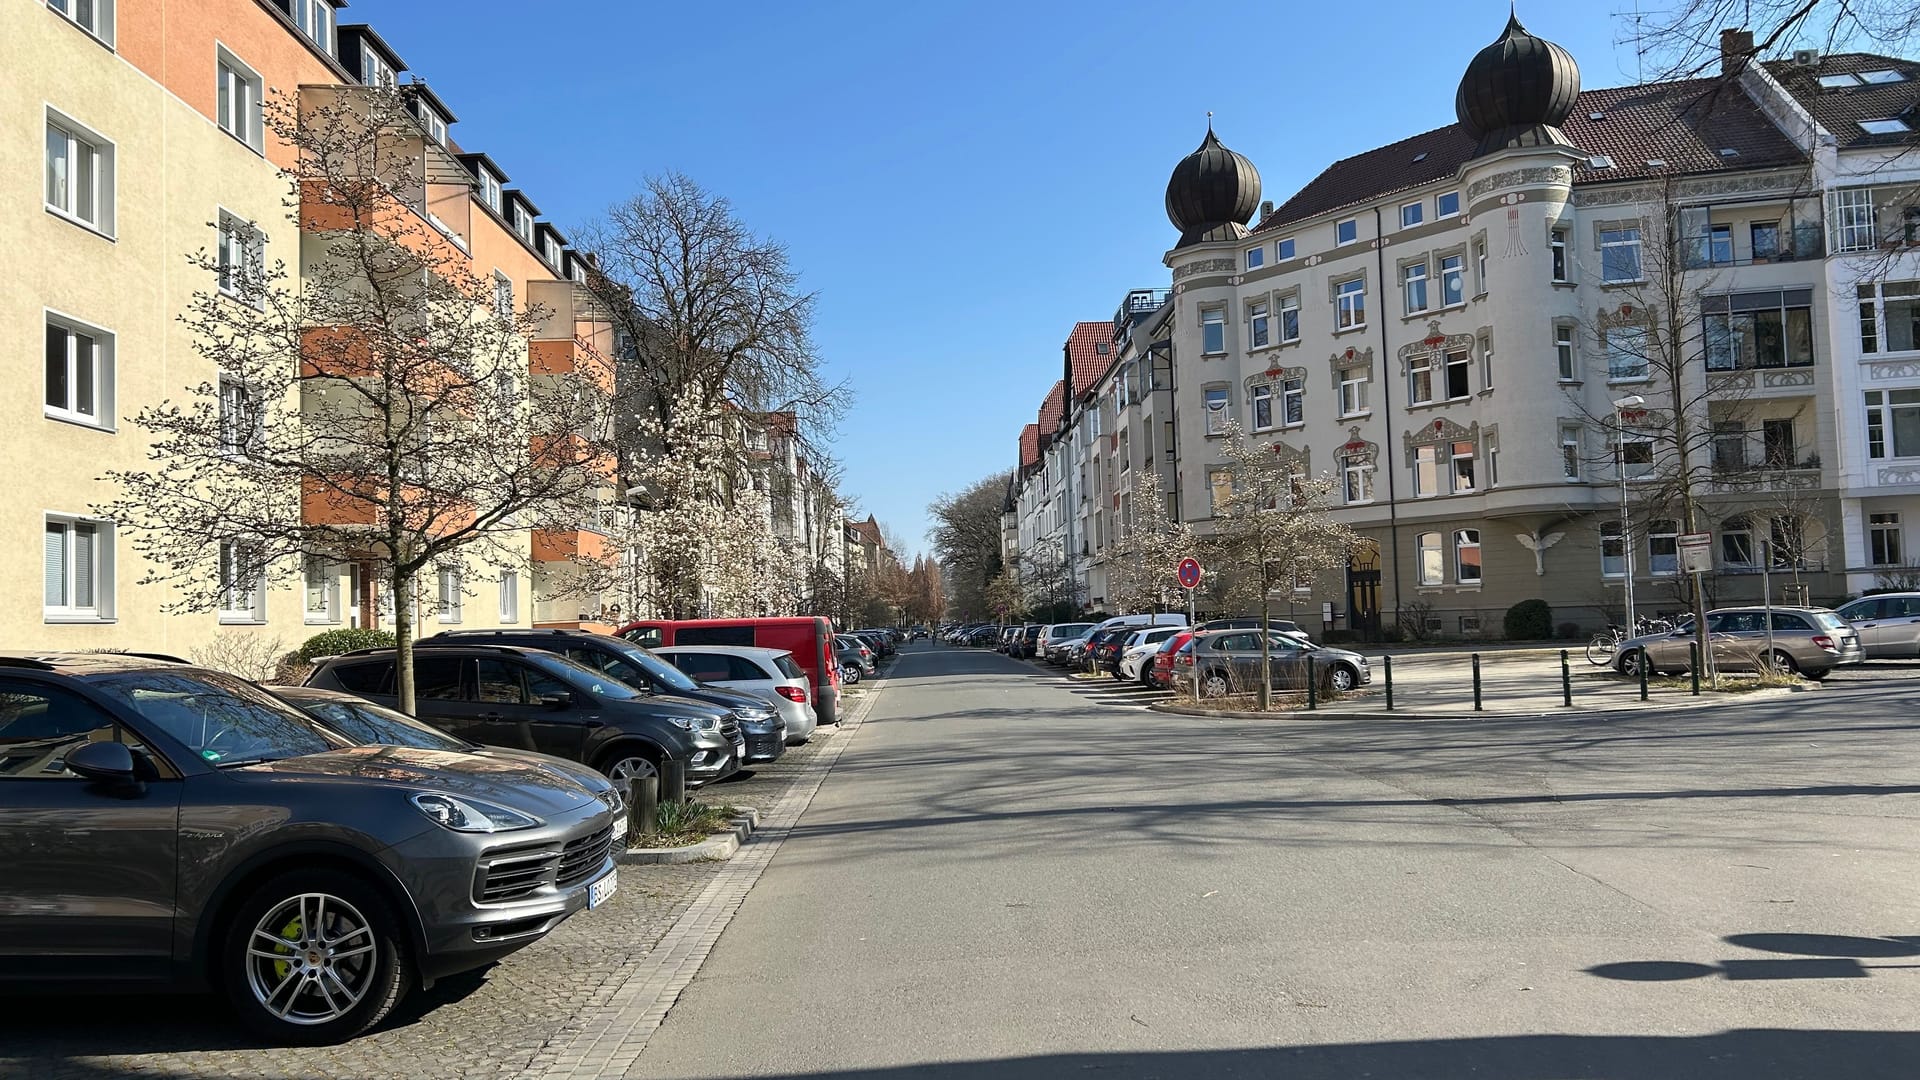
271,915,302,982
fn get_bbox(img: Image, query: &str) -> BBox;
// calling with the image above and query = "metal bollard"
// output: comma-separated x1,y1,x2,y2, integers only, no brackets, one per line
1306,655,1318,710
1472,653,1483,712
1689,642,1702,696
660,758,687,805
629,776,659,838
1560,649,1572,708
1638,649,1650,701
1383,655,1394,711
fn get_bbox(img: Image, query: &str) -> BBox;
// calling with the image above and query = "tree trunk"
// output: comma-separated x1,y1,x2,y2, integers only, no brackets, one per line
393,564,417,715
1258,572,1273,711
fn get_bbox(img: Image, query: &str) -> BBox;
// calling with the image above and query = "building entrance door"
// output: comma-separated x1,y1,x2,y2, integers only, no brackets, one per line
1347,540,1382,640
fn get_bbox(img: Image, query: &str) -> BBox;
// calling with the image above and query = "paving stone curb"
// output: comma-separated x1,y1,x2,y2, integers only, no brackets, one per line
617,808,762,865
537,661,891,1079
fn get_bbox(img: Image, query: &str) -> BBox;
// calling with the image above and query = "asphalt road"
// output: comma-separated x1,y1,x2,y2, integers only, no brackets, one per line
638,643,1920,1079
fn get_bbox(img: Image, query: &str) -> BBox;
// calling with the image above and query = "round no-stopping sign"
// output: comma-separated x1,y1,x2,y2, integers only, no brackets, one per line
1177,558,1203,590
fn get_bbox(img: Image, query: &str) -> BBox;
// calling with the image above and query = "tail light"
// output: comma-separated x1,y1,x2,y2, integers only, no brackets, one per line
1811,635,1835,650
777,685,808,702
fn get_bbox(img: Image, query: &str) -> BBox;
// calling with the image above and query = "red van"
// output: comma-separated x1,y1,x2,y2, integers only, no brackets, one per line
616,617,844,725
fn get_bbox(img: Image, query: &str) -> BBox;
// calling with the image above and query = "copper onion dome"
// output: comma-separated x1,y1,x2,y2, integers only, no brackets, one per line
1164,125,1262,249
1455,12,1581,157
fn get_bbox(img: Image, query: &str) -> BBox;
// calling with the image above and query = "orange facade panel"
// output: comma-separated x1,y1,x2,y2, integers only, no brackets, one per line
532,528,608,564
528,339,615,392
299,180,466,267
301,476,476,537
530,434,617,482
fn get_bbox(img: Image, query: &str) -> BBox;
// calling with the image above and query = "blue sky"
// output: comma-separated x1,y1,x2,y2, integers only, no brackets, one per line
352,1,1644,558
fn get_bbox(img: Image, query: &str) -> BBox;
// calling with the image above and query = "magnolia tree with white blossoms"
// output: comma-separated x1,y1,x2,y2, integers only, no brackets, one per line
1105,491,1200,615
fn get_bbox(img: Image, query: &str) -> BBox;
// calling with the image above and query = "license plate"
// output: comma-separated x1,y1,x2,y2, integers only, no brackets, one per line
611,812,629,843
588,869,618,909
734,739,747,760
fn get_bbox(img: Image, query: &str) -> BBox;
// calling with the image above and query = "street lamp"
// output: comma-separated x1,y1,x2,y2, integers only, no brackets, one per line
1612,394,1646,632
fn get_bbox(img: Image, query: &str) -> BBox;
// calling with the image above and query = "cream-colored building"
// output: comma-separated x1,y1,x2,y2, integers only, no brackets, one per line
6,0,623,656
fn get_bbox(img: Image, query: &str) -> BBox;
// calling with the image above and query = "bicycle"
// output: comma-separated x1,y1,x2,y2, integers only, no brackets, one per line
1585,616,1678,665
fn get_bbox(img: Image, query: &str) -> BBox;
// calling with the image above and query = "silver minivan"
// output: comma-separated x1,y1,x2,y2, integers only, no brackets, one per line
1834,592,1920,659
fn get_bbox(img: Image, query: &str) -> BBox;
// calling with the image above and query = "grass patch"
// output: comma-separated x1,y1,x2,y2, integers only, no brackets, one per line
630,801,742,848
1642,670,1806,694
1172,686,1369,713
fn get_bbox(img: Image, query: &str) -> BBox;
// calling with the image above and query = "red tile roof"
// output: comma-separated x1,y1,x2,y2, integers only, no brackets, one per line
1257,78,1806,232
846,515,882,547
1066,321,1115,399
1037,379,1067,434
1018,424,1041,469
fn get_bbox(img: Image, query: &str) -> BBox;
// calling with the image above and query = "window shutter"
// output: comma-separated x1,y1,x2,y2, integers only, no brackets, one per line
45,524,66,607
73,523,94,608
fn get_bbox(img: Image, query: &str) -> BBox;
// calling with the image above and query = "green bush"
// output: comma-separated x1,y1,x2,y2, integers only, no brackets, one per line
295,627,395,662
1556,621,1583,640
1503,599,1554,640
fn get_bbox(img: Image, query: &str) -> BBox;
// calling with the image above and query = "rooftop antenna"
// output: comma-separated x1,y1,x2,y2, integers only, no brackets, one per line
1206,110,1214,133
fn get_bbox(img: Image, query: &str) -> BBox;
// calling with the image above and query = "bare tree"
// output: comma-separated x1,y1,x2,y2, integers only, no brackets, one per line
1018,537,1081,621
1620,1,1920,84
1202,424,1360,709
929,471,1013,620
101,87,612,712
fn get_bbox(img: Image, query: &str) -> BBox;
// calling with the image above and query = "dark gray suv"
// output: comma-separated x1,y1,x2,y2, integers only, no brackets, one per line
0,654,620,1043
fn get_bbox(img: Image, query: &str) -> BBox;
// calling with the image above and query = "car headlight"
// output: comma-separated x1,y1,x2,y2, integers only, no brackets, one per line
667,715,721,732
410,792,541,833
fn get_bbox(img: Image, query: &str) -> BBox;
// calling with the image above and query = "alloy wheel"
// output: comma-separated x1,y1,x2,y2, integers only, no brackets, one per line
1327,665,1357,693
244,893,378,1026
606,755,658,783
1202,673,1231,699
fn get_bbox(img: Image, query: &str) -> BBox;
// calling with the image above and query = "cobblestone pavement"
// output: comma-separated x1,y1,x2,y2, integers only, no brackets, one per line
0,671,884,1080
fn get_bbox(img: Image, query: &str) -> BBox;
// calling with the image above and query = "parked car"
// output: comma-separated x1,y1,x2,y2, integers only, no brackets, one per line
1149,629,1195,689
651,646,817,758
1085,627,1139,674
617,617,844,725
837,634,877,672
1118,626,1186,683
1009,624,1045,659
833,638,870,684
1835,592,1920,659
1197,617,1312,642
0,653,620,1043
1613,606,1863,678
1179,628,1372,698
1092,613,1189,636
1044,624,1096,664
854,630,894,660
420,629,807,744
307,645,743,787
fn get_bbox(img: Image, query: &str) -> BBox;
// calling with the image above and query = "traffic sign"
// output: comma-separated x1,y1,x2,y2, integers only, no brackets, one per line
1177,558,1203,590
1678,531,1712,575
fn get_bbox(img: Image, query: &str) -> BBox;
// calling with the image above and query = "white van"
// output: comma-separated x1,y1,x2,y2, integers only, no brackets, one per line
1093,613,1188,635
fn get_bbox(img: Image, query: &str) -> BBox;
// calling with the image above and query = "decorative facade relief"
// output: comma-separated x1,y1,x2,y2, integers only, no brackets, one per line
1329,345,1374,388
1573,170,1811,208
1466,165,1572,202
1878,466,1920,486
1335,427,1378,468
1266,438,1311,472
1867,359,1920,381
1403,416,1482,455
1173,258,1237,280
1761,369,1816,389
1398,321,1476,375
1245,364,1307,391
1709,371,1756,393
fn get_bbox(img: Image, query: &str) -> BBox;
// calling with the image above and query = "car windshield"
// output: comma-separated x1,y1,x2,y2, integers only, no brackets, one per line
295,697,471,752
89,669,348,766
527,652,643,700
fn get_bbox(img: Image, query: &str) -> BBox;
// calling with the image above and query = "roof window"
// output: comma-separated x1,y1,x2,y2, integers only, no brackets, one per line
1861,117,1912,134
1719,147,1740,157
1645,158,1668,168
1411,152,1428,163
1588,111,1606,121
1860,69,1908,84
1588,155,1615,169
1818,73,1862,89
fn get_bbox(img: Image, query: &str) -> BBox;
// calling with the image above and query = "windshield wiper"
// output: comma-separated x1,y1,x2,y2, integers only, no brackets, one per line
209,756,283,769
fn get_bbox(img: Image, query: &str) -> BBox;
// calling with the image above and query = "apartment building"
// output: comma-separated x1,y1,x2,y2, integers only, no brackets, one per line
1153,15,1897,637
8,0,617,652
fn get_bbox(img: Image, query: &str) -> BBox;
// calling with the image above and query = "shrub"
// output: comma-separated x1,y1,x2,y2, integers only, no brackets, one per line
190,633,288,682
295,627,395,663
1556,621,1583,640
1503,599,1553,640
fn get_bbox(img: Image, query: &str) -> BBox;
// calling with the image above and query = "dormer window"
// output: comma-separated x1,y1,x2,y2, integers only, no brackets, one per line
478,169,502,213
414,101,447,146
543,236,561,268
289,0,335,56
511,203,533,242
361,50,396,88
570,260,587,284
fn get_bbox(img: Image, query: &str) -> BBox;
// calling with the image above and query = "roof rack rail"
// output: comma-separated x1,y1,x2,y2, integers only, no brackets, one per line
122,652,191,665
0,656,56,670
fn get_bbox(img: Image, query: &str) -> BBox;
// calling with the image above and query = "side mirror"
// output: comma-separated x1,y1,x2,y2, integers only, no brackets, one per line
541,692,574,710
65,741,138,785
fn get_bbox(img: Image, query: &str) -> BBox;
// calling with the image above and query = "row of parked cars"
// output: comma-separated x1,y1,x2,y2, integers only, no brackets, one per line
0,617,897,1044
943,615,1372,697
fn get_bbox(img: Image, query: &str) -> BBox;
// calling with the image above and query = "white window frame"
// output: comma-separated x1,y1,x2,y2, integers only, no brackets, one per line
215,45,265,153
1200,307,1226,355
1621,433,1656,480
498,569,520,623
44,310,114,430
1336,218,1358,246
479,169,503,213
1338,367,1369,416
1335,277,1366,330
1249,383,1274,432
1276,237,1295,261
1562,425,1583,480
1409,350,1437,406
1278,292,1301,342
1648,519,1680,576
1203,386,1229,436
1445,347,1471,399
415,101,448,146
218,540,267,623
1413,445,1440,497
1400,201,1424,229
1343,463,1374,505
1862,118,1911,135
290,0,335,55
1830,188,1876,253
216,209,265,302
1244,246,1265,270
1605,325,1650,382
1439,254,1466,307
1550,227,1569,281
1449,440,1477,493
1865,389,1920,460
219,377,259,458
304,556,340,625
1486,433,1500,487
362,49,397,88
1474,239,1488,293
1454,529,1482,583
1281,377,1305,427
437,565,464,624
1600,520,1626,577
492,270,514,320
47,0,115,45
1600,226,1644,283
44,108,114,237
1208,470,1233,516
44,514,113,622
543,236,562,269
1417,531,1444,585
1403,262,1429,313
1437,190,1461,218
1555,324,1577,380
1248,299,1270,348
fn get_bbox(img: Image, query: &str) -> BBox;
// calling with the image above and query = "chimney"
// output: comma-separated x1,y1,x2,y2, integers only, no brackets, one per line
1720,28,1755,75
1259,200,1274,219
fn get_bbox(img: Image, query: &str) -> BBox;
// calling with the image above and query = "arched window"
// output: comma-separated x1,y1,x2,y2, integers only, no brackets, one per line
1454,530,1482,583
1417,531,1444,585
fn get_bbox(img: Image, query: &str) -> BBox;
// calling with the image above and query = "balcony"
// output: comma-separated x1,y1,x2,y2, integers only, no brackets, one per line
301,475,476,536
295,85,474,265
529,339,614,393
533,527,608,563
1706,464,1823,495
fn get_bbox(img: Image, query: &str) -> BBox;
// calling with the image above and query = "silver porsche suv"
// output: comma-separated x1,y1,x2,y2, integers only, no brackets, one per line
0,653,622,1043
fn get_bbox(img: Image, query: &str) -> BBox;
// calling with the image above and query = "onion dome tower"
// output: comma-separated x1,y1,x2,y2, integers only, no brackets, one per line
1164,123,1262,249
1455,12,1581,158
